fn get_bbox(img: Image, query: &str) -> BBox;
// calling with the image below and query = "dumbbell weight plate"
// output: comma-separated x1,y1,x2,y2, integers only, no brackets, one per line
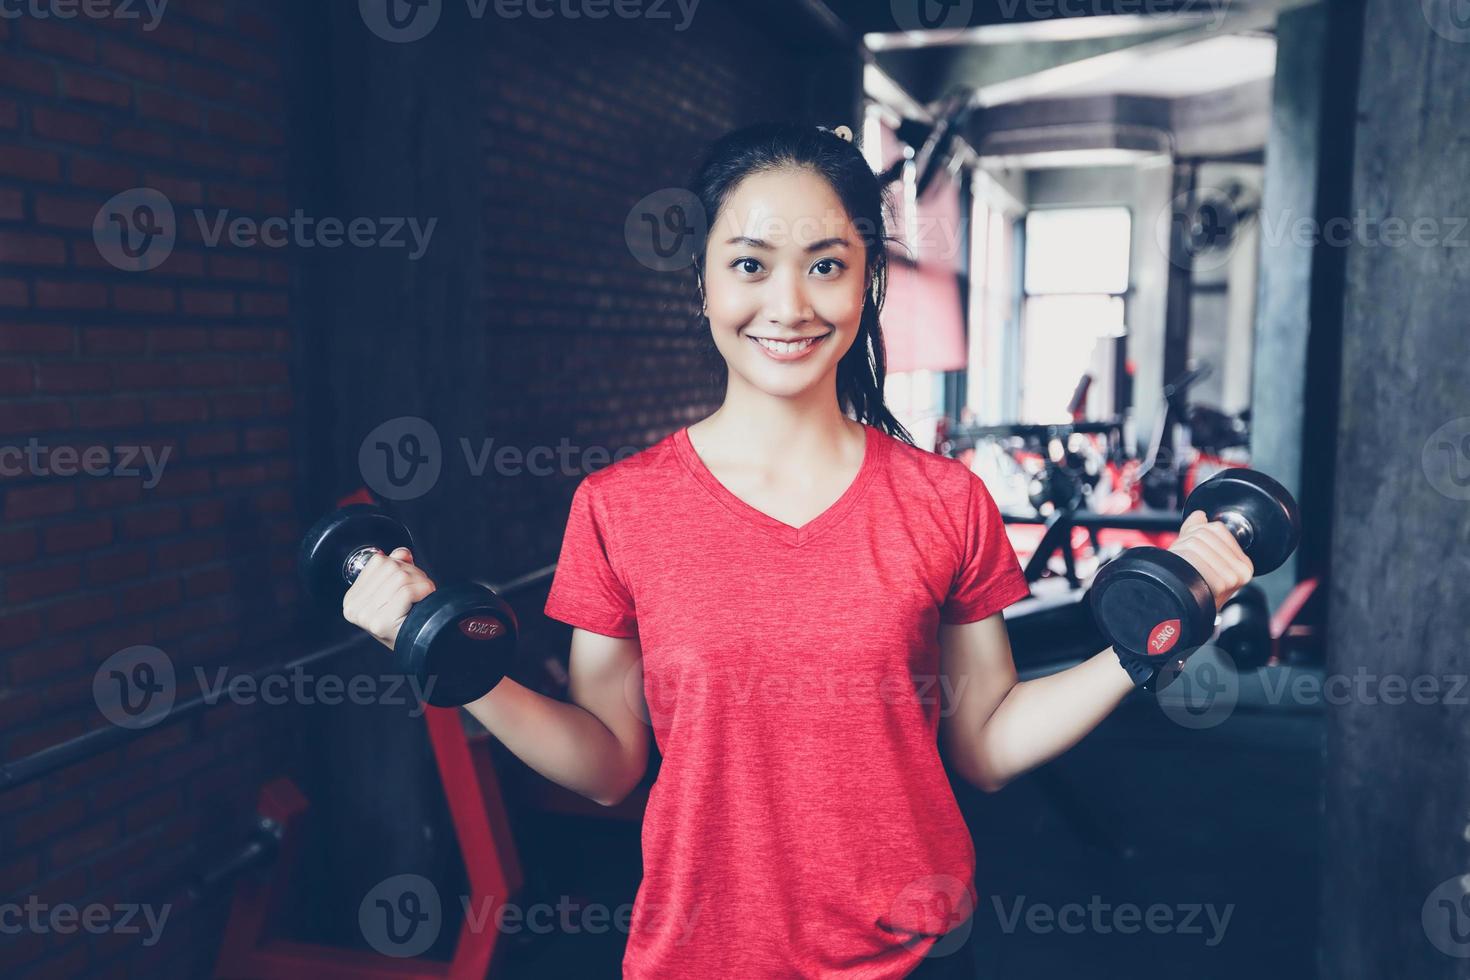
396,583,519,707
1183,469,1301,576
1089,547,1216,660
298,505,414,607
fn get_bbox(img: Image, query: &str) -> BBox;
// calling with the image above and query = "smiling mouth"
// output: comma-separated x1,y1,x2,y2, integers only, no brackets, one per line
748,331,832,356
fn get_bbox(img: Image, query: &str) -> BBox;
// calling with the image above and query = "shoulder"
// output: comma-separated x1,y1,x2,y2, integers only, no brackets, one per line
577,428,684,501
873,425,977,500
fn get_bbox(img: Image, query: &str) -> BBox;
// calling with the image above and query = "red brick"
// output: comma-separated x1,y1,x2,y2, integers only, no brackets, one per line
112,126,174,158
0,361,34,394
81,475,142,508
10,796,89,848
0,57,56,97
0,96,15,129
195,34,257,73
120,504,182,538
150,466,210,497
237,11,281,43
179,361,235,387
68,156,138,190
238,152,281,181
21,19,98,63
240,291,288,317
118,575,182,614
236,360,287,385
6,560,82,602
0,278,28,307
143,173,202,206
0,608,44,648
35,280,107,310
111,283,175,313
243,427,290,454
33,193,100,231
31,105,104,146
181,289,235,317
147,393,209,423
136,87,200,127
173,61,235,102
110,361,179,390
36,361,111,393
207,109,281,145
87,545,150,586
80,327,147,355
148,326,207,352
209,390,263,419
41,591,118,634
99,40,171,84
0,854,39,897
0,324,73,354
75,396,145,429
44,516,114,554
0,400,72,435
0,525,38,564
207,253,262,282
0,186,23,219
176,137,235,172
184,430,237,457
0,230,66,266
58,69,132,109
0,145,61,181
49,819,120,864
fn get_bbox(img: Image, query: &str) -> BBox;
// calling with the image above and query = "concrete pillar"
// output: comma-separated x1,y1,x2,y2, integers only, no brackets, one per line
1321,0,1470,975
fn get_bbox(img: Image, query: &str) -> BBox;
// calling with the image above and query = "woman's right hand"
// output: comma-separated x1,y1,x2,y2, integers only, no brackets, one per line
341,547,437,650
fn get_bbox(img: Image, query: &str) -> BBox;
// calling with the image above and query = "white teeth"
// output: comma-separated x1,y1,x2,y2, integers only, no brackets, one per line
753,336,819,354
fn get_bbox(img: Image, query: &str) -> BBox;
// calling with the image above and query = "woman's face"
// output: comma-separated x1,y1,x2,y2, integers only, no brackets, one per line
701,167,867,400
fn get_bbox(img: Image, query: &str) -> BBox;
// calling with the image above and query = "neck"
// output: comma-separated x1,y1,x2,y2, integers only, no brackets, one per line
697,377,860,465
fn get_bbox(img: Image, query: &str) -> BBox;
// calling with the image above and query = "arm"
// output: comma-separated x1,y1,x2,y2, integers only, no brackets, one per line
463,627,649,807
938,614,1134,792
939,510,1254,792
340,549,649,807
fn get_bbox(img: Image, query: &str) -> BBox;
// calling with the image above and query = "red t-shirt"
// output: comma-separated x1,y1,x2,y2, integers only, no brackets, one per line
543,422,1030,978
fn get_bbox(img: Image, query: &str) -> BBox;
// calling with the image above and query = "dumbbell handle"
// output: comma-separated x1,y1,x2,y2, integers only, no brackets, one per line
1215,510,1254,551
342,546,385,586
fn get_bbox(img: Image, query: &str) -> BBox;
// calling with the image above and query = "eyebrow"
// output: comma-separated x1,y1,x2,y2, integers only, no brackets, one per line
723,236,851,252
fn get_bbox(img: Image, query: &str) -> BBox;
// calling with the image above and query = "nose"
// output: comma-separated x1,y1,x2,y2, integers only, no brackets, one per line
765,268,814,328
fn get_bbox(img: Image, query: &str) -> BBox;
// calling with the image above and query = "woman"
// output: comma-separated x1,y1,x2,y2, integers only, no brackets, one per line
342,122,1253,978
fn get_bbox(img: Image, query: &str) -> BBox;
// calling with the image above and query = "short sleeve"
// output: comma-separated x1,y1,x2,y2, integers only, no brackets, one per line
939,471,1031,625
543,478,638,638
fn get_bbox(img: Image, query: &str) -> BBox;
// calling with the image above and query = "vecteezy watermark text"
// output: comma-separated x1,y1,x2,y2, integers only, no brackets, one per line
0,898,170,947
0,439,170,488
0,0,168,30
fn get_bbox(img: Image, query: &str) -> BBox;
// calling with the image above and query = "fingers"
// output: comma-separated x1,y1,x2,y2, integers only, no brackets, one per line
341,549,436,647
1170,519,1254,607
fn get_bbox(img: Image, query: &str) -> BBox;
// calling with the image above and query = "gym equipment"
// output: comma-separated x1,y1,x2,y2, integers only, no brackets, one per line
1089,468,1301,674
297,504,518,707
1214,584,1273,671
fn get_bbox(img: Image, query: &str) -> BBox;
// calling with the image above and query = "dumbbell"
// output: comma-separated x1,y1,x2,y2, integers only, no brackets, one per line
297,505,517,707
1089,468,1300,664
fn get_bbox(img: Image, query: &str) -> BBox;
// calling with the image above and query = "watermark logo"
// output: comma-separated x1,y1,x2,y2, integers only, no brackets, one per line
1423,417,1470,501
93,187,176,273
360,0,699,42
1156,187,1243,274
93,645,176,730
0,439,171,487
360,874,442,957
889,874,973,957
1423,874,1470,956
1423,0,1470,43
0,0,168,30
360,416,444,501
626,189,705,273
94,188,437,272
360,0,442,42
1155,645,1240,730
358,416,643,500
890,0,973,43
0,897,170,946
991,893,1233,945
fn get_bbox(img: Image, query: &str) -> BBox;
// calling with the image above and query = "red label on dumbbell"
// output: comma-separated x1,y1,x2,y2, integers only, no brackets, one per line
458,616,504,641
1148,619,1182,655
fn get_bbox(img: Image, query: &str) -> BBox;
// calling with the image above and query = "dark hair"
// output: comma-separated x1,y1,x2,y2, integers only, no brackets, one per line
685,121,916,447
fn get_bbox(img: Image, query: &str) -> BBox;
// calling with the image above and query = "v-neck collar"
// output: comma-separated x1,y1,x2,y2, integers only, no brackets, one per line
673,422,885,547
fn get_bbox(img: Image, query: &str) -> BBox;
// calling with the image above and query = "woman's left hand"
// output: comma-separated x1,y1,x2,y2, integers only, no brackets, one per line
1167,510,1255,609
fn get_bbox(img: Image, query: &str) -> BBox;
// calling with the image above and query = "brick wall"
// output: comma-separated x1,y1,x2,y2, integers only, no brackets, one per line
0,0,858,975
0,1,301,976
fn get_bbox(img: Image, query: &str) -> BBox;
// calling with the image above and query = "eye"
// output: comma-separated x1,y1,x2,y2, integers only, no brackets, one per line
730,257,763,276
812,258,845,278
